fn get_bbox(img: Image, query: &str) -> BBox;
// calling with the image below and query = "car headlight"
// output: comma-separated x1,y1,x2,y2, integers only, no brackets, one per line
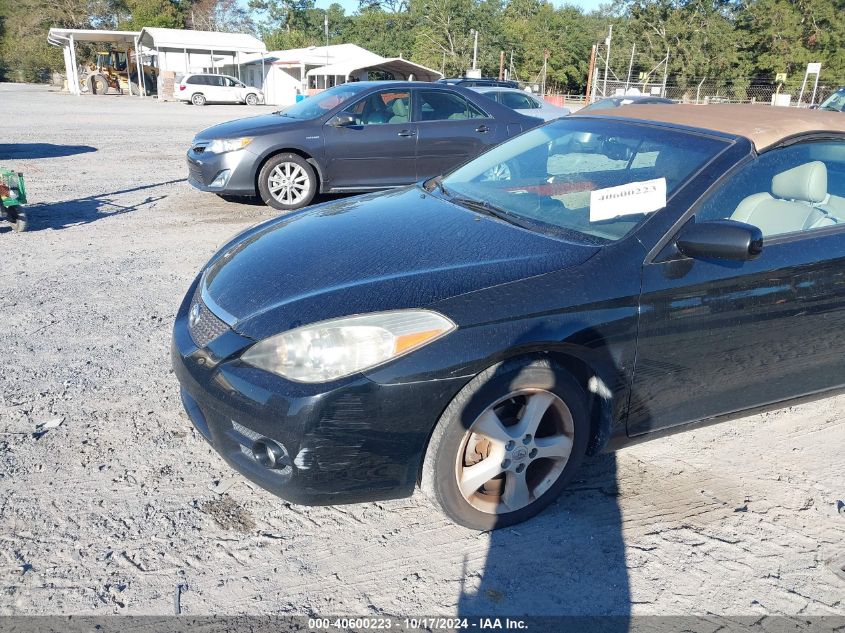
241,310,456,383
207,137,253,154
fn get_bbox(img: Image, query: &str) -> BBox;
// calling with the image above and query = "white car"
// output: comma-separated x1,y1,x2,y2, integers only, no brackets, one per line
175,73,264,106
471,86,570,121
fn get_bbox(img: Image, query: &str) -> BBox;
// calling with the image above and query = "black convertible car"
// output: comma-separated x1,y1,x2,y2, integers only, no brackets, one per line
186,81,539,210
173,104,845,530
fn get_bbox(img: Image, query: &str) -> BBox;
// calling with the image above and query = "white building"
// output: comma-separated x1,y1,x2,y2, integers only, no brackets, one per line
243,44,443,107
138,27,266,82
48,29,440,106
48,26,267,98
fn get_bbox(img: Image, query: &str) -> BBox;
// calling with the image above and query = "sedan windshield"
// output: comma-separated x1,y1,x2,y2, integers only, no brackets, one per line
439,117,728,243
280,84,367,120
819,89,845,112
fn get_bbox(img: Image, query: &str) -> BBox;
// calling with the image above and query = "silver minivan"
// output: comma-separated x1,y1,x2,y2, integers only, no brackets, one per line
175,73,264,106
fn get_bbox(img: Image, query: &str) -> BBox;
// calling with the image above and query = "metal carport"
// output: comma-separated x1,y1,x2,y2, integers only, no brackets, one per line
306,57,443,88
47,28,145,97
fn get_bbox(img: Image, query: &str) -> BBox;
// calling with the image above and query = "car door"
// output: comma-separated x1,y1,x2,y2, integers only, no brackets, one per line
201,75,222,102
322,88,417,189
628,139,845,436
221,77,241,103
414,88,504,180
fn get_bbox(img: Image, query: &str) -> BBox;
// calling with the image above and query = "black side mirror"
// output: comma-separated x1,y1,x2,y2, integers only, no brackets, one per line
329,114,357,127
676,219,763,261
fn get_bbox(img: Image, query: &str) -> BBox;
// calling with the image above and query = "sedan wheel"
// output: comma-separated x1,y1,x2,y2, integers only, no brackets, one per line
421,357,589,530
245,93,259,106
258,153,317,211
456,388,574,514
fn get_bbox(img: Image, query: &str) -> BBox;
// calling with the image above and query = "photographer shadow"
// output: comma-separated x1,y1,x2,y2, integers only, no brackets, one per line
456,325,638,630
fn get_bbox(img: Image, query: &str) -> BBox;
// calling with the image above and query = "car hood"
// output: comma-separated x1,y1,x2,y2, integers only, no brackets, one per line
195,114,308,141
202,187,599,340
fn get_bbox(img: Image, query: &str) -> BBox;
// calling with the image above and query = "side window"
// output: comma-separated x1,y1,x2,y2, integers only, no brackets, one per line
223,77,237,87
501,91,536,110
418,90,487,121
186,76,201,85
343,90,410,125
697,141,845,238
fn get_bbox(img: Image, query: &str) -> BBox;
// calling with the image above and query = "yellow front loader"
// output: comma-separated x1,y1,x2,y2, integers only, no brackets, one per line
80,50,157,96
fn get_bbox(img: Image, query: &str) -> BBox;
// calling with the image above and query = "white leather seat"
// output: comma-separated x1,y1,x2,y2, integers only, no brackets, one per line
731,161,839,236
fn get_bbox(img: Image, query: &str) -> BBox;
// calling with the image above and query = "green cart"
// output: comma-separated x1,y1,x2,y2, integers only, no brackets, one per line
0,169,27,232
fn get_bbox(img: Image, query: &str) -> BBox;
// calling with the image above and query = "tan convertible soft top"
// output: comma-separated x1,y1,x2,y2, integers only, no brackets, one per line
583,103,845,151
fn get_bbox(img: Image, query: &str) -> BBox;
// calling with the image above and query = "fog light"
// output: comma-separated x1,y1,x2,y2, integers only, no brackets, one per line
210,170,231,188
252,438,290,470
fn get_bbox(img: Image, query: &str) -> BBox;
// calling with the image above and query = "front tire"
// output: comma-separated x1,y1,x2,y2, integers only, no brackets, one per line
245,93,259,106
257,153,317,211
421,357,589,530
89,75,108,95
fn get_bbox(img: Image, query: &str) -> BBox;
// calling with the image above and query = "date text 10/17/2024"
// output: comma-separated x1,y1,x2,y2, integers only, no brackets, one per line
308,617,529,630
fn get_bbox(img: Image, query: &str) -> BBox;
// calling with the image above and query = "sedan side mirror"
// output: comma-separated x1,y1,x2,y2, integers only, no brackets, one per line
676,219,763,261
329,114,357,127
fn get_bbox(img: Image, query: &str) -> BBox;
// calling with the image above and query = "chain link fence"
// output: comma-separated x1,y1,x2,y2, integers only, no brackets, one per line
583,75,843,107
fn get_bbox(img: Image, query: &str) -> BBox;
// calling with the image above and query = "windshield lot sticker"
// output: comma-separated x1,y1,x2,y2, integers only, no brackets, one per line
589,177,666,221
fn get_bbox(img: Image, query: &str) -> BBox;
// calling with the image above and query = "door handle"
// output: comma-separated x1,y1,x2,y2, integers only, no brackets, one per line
397,130,416,137
475,125,490,133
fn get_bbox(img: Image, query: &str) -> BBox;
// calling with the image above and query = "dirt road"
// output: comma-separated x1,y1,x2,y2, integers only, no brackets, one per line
0,83,842,616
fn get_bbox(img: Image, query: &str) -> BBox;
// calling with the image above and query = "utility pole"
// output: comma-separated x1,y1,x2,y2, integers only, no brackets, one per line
585,44,596,103
661,46,669,98
509,50,514,81
324,11,329,86
624,43,635,92
499,50,505,81
541,49,549,97
602,24,612,98
471,29,479,70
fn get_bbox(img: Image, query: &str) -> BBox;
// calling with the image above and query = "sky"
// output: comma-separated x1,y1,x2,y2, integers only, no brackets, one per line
311,0,607,15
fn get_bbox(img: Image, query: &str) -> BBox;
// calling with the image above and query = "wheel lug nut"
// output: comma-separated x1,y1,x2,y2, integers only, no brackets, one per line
529,448,538,459
516,463,525,473
523,434,532,445
505,440,515,451
501,459,511,469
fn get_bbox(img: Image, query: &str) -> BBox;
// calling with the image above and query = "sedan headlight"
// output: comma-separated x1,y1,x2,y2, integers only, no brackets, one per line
207,137,253,154
241,310,456,383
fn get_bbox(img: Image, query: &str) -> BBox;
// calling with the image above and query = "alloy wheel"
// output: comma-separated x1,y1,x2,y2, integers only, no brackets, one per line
482,162,512,181
455,388,574,514
268,162,311,206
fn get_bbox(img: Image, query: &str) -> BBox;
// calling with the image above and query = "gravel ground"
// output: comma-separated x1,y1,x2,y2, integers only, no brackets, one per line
0,82,843,617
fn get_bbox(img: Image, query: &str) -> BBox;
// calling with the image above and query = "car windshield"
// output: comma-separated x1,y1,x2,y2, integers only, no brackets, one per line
819,89,845,112
438,118,728,244
279,84,366,120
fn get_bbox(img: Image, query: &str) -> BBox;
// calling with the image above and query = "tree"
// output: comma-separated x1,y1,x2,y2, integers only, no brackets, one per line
118,0,188,29
188,0,256,32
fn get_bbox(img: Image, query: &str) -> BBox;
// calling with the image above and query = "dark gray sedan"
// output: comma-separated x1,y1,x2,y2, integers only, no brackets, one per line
186,81,540,210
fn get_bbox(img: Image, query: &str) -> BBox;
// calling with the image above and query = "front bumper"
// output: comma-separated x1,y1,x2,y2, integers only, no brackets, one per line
171,279,468,505
186,146,258,197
